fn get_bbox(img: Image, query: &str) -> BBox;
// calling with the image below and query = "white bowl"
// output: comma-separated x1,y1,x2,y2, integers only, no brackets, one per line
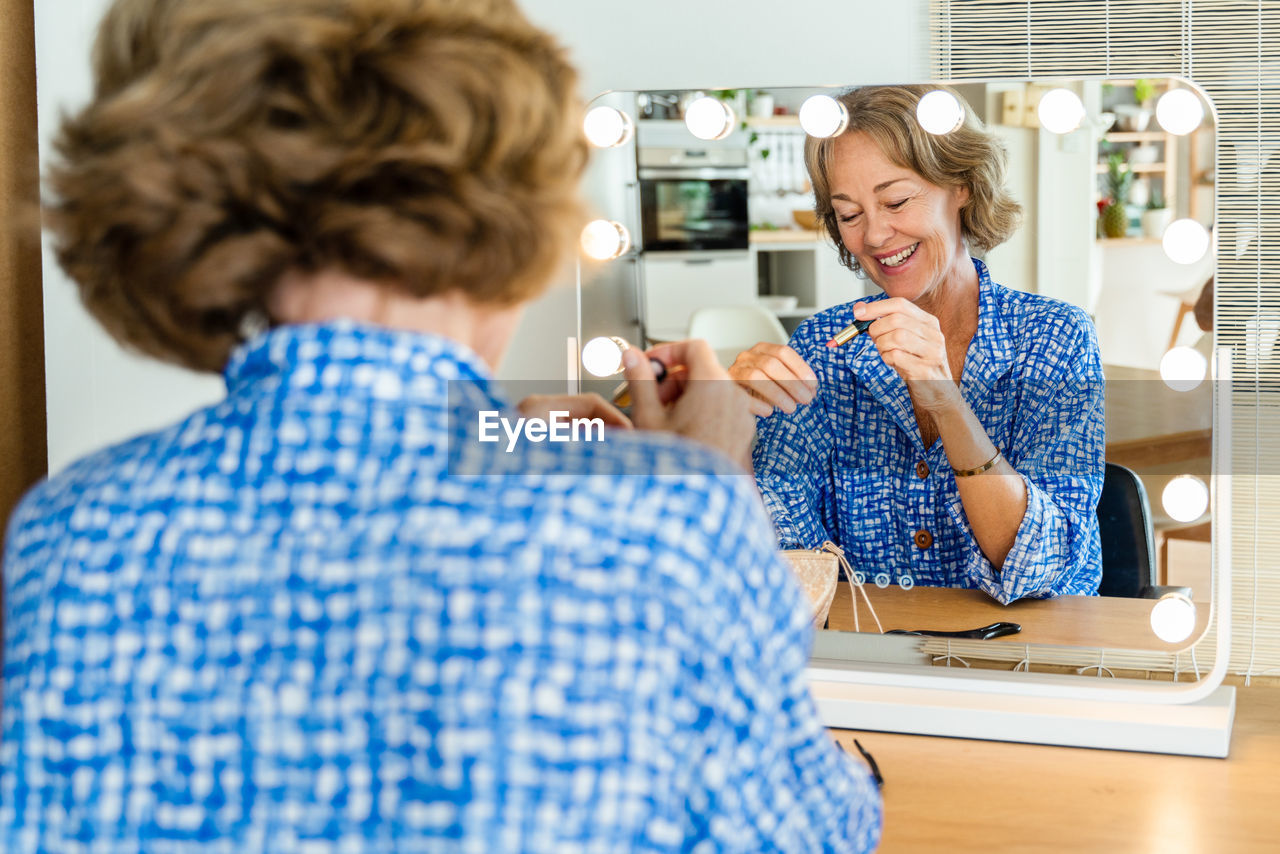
1114,104,1152,132
1130,144,1160,164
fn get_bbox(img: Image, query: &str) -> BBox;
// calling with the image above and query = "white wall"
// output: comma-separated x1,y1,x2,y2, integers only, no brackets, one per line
35,0,928,471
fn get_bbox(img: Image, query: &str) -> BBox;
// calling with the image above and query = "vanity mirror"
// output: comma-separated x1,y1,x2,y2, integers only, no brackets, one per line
576,78,1220,667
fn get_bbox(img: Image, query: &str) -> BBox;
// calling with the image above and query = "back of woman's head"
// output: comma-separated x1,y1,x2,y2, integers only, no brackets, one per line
50,0,588,372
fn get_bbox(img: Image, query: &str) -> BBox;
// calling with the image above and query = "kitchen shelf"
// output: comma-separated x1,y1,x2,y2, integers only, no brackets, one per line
750,229,820,244
744,115,801,127
1096,162,1166,173
1096,236,1163,246
1103,131,1167,142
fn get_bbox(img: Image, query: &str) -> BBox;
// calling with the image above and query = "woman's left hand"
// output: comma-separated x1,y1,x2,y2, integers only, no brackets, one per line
854,298,961,412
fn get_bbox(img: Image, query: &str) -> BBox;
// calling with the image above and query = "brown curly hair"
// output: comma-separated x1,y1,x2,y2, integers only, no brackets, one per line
804,85,1022,273
47,0,589,372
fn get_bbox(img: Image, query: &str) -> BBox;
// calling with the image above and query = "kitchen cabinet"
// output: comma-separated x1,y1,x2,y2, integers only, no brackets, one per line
640,252,756,343
752,231,871,334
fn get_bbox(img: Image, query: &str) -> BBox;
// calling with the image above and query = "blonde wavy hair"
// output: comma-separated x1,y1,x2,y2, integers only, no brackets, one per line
47,0,588,372
804,85,1022,273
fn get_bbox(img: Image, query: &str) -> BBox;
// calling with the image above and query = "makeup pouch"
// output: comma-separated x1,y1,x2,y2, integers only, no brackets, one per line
781,541,882,632
780,544,840,628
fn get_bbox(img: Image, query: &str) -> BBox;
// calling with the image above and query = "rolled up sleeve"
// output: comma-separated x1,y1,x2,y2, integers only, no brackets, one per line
946,347,1106,603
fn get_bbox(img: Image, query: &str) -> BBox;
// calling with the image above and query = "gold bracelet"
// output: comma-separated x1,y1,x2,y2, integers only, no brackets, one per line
952,450,1002,478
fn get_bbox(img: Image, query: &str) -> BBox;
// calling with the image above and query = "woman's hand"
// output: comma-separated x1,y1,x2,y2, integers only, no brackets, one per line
516,393,633,429
726,342,818,417
855,299,962,412
622,340,757,468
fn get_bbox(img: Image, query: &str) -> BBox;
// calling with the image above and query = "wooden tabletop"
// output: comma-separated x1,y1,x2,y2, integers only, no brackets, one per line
831,684,1280,852
826,584,1210,652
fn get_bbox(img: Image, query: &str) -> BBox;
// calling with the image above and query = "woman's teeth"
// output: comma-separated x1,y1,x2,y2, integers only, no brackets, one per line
881,243,919,267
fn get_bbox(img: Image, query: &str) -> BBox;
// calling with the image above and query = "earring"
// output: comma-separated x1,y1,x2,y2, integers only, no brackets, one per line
238,308,269,340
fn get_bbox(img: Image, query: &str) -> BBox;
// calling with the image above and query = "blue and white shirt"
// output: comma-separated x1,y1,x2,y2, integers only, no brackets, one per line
754,258,1104,603
1,321,881,852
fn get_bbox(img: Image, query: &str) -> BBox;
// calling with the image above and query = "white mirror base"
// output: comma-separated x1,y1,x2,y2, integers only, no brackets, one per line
810,677,1236,758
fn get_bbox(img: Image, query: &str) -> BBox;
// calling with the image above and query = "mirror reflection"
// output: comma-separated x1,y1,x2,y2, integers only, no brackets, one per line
579,79,1215,653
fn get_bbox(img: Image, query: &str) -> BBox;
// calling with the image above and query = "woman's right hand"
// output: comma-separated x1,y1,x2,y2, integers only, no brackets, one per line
727,342,819,416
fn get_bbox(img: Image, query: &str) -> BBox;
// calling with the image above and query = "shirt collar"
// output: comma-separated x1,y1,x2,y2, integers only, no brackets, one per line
839,257,1014,452
223,320,504,408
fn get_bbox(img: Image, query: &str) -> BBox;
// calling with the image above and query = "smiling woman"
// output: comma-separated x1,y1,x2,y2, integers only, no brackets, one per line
730,84,1107,605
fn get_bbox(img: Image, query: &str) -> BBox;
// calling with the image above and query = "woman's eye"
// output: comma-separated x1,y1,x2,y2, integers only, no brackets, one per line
838,212,861,224
887,199,908,210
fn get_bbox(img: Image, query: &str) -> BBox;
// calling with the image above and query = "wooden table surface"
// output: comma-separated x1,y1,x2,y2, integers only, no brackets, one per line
826,584,1210,652
831,684,1280,852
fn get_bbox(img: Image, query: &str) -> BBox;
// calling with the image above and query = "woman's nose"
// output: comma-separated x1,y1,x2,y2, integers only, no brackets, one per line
863,211,894,248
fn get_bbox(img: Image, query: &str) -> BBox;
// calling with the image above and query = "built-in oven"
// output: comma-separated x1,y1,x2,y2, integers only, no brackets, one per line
635,145,755,342
638,147,750,252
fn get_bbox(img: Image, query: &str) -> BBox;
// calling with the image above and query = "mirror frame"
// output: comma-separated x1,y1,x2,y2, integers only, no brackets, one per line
577,78,1231,732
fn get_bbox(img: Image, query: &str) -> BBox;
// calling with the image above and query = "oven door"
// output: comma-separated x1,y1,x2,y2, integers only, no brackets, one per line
639,167,750,252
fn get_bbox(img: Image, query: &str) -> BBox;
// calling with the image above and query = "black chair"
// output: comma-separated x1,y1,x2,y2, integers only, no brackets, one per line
1095,462,1191,599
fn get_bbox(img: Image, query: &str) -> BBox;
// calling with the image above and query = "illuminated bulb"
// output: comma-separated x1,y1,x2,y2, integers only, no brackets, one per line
581,336,629,377
1156,89,1205,135
1159,346,1208,392
798,95,849,138
1150,592,1198,644
915,90,965,135
684,96,736,141
1037,88,1086,134
1162,475,1209,523
1162,219,1210,265
583,105,634,148
580,220,631,261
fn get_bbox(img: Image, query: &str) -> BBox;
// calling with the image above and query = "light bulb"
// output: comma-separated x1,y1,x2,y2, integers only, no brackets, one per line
583,105,634,148
915,90,965,135
580,220,631,261
1150,592,1197,644
1037,88,1086,134
798,95,849,138
581,336,629,377
1162,475,1209,523
1156,89,1205,135
1162,219,1210,265
684,96,736,141
1159,346,1208,391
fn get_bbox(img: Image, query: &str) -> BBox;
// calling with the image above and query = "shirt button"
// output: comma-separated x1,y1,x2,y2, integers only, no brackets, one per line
914,529,933,550
916,460,930,479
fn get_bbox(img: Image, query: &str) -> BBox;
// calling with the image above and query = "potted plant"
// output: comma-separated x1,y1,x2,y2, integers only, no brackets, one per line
1100,153,1133,238
1133,78,1158,107
749,89,775,119
1115,78,1156,131
1142,187,1172,239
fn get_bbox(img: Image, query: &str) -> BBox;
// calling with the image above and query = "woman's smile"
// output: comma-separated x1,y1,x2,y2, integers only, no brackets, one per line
874,242,921,271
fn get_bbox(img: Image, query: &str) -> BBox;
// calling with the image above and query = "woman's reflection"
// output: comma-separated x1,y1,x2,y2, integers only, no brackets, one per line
730,85,1105,604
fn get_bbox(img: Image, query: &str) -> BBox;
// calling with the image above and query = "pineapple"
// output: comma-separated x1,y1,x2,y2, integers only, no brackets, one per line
1101,153,1132,238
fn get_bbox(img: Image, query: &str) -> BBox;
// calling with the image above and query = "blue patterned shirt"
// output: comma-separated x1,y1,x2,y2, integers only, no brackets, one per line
2,321,880,852
754,258,1104,603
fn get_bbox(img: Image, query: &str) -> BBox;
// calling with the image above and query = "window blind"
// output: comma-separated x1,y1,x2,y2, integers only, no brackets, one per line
932,0,1280,680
